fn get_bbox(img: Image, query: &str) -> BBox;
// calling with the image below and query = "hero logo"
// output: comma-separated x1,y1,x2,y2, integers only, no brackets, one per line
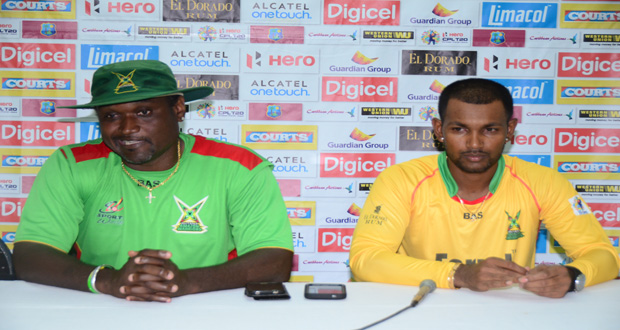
508,134,548,146
484,55,551,72
324,0,399,25
0,43,75,69
321,153,394,177
318,228,354,252
558,162,619,173
322,77,397,102
555,128,620,153
246,52,316,69
559,53,620,78
590,203,620,226
85,1,156,15
0,121,72,146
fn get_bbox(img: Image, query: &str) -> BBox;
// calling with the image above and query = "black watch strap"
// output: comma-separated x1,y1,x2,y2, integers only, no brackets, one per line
565,266,582,292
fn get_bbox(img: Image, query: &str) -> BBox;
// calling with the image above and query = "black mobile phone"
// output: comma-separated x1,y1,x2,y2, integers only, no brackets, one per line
245,282,291,300
304,283,347,300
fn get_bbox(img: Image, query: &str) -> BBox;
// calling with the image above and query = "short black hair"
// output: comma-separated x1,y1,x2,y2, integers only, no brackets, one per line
438,78,513,123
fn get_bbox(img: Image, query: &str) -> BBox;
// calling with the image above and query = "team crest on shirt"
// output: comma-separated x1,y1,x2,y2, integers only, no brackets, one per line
569,195,591,216
505,210,524,240
172,196,208,234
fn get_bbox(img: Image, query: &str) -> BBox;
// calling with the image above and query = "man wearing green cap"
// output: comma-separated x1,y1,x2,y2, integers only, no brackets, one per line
13,60,294,302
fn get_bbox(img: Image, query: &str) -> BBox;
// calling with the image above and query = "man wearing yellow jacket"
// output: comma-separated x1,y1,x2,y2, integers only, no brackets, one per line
350,78,619,298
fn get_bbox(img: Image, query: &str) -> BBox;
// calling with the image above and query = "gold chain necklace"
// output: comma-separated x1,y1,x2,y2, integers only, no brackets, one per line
121,140,181,204
456,191,491,221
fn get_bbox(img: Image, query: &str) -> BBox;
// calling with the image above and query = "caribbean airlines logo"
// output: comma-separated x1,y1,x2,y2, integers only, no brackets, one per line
558,52,620,78
324,0,399,25
320,153,394,177
322,77,397,102
172,196,208,234
1,0,74,19
482,2,557,28
557,80,620,105
560,4,620,29
554,128,620,154
241,124,317,150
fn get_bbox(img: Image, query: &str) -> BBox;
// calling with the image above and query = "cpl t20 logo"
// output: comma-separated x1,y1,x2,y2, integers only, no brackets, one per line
419,106,438,121
197,103,215,119
198,26,217,41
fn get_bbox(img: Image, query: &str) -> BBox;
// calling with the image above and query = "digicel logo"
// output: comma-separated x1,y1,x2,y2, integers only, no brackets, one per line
558,52,620,78
320,153,394,177
0,43,75,70
324,0,400,25
0,197,26,223
318,228,354,252
554,128,620,153
322,77,397,102
0,121,72,146
590,203,620,227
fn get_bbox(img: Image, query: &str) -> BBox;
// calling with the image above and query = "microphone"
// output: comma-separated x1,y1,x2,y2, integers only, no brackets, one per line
410,279,436,307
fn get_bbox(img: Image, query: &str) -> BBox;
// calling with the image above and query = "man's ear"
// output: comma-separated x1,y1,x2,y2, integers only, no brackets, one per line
432,118,444,141
507,118,518,141
174,96,186,122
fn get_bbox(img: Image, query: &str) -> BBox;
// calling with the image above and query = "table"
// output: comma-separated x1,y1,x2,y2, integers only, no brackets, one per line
1,280,618,329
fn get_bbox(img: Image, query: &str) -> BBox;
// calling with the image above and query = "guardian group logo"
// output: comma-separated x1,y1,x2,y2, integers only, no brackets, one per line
482,2,557,28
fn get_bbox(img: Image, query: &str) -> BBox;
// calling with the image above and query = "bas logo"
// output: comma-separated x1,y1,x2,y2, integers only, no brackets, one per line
318,228,354,252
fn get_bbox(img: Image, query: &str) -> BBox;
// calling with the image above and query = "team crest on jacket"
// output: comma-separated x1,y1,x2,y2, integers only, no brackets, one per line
505,210,524,240
172,196,208,234
569,195,591,216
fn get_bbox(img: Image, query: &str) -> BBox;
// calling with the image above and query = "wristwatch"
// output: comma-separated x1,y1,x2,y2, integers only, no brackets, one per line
565,266,585,292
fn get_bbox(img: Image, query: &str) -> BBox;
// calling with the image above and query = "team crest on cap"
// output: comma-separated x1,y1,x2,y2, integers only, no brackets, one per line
112,69,139,94
505,210,524,240
172,196,208,234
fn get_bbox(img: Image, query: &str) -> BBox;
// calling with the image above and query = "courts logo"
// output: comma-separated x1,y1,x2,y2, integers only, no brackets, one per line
557,80,620,105
320,153,394,177
482,2,557,28
324,0,399,25
1,0,74,19
560,4,620,29
556,157,620,179
402,50,476,76
555,128,620,153
492,79,553,104
1,71,75,97
81,44,158,70
0,43,75,69
2,155,48,167
286,201,316,226
318,228,354,252
241,124,317,150
558,53,620,78
322,77,397,102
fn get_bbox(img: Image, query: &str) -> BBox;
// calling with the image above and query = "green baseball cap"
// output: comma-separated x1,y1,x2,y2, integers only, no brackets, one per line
61,60,214,109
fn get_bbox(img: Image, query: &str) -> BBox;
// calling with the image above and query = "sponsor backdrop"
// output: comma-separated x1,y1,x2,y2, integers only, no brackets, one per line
0,0,619,283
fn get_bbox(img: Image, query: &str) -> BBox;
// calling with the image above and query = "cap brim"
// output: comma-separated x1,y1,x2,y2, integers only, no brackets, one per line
58,86,214,109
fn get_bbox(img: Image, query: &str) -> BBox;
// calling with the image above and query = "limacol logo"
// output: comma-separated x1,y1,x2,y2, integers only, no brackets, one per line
482,2,557,28
80,45,159,70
